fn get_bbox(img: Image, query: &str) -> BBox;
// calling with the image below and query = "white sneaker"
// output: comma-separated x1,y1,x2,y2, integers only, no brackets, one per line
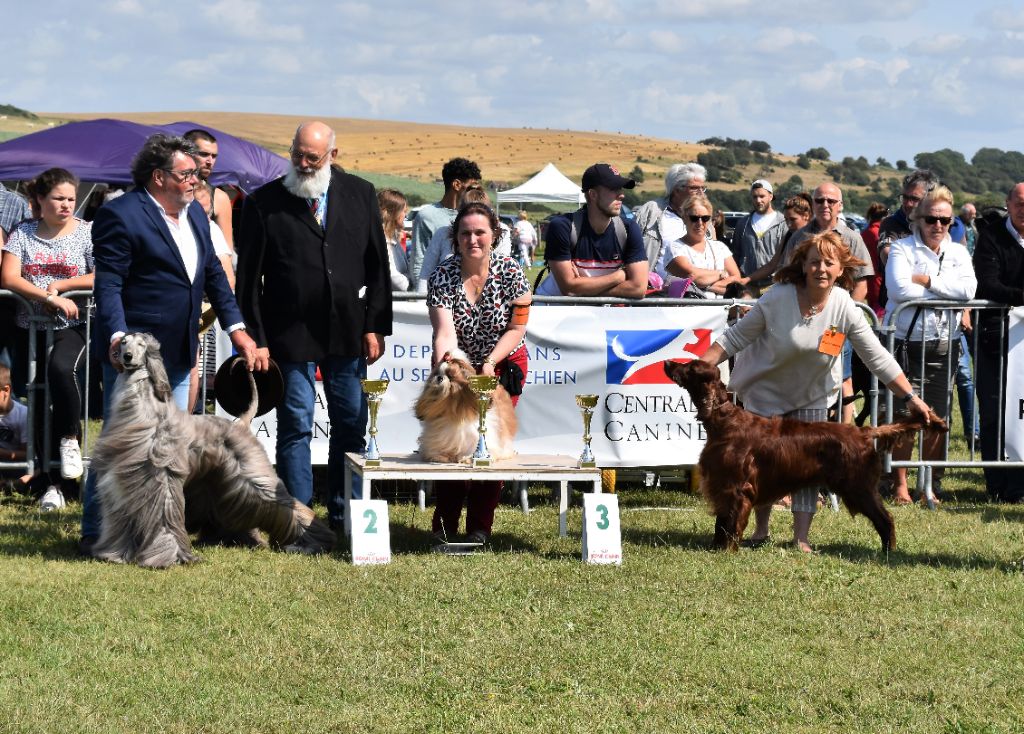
60,437,83,479
40,486,65,512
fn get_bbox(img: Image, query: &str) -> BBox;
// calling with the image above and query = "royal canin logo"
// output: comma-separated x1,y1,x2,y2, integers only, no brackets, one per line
605,329,711,385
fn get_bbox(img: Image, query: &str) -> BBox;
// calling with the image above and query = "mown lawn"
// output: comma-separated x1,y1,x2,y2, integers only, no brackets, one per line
1,461,1022,734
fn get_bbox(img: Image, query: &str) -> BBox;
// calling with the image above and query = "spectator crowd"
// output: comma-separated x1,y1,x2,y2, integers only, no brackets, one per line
1,122,1023,558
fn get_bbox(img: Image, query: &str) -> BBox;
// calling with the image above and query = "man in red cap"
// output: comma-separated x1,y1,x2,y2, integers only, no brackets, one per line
535,163,648,298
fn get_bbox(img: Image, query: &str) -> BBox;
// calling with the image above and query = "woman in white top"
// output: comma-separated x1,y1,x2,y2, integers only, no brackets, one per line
701,232,931,552
884,185,977,503
657,193,740,298
377,188,411,292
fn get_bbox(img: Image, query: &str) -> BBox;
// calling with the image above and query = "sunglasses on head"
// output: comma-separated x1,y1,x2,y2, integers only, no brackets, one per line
688,214,712,224
923,215,952,226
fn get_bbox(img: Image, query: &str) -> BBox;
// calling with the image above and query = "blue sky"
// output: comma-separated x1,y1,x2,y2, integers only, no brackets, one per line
4,0,1022,164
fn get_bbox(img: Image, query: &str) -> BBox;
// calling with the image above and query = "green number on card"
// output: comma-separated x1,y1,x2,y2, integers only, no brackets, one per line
363,509,378,534
595,504,609,530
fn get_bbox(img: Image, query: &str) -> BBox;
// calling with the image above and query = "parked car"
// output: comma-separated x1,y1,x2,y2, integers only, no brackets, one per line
842,214,867,231
722,211,747,243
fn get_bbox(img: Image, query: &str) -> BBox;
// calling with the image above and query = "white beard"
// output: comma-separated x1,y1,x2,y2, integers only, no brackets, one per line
283,163,332,199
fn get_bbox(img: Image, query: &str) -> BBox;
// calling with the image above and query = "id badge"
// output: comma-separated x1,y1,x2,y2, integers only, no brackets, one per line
819,327,846,357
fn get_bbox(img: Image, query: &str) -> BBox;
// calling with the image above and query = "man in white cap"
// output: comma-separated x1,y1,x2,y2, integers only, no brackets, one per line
729,179,787,293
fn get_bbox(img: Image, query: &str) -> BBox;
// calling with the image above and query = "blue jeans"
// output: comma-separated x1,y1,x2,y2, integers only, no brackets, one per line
81,361,190,539
276,357,366,528
955,333,979,437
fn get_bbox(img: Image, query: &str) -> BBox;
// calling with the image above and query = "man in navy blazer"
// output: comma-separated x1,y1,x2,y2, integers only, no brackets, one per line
80,134,258,554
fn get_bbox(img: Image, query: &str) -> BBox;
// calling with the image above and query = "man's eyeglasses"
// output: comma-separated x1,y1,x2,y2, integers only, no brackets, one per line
289,148,331,166
161,168,199,182
922,215,952,226
901,193,924,205
688,215,712,223
813,197,840,206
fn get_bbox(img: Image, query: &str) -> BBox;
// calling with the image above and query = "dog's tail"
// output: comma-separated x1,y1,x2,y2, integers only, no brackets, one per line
238,369,259,427
869,411,948,452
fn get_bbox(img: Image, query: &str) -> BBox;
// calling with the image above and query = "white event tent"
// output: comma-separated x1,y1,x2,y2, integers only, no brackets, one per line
496,163,585,208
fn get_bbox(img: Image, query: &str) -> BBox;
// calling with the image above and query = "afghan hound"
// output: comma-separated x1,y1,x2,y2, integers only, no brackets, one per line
664,359,947,552
414,350,517,463
91,333,335,568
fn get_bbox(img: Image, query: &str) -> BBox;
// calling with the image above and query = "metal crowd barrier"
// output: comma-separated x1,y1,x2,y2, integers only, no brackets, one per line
881,299,1013,508
2,287,1011,504
0,288,221,485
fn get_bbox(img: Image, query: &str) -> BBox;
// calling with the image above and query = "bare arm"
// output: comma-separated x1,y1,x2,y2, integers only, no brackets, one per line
850,277,868,303
429,305,459,366
481,294,532,375
603,260,649,298
700,342,727,366
1,252,80,319
548,259,626,296
212,188,234,251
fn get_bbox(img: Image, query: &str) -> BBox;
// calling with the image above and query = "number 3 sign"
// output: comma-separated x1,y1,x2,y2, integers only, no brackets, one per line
349,499,391,565
581,494,622,565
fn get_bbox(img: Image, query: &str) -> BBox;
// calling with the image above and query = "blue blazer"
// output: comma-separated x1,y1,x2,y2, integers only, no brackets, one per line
92,188,243,371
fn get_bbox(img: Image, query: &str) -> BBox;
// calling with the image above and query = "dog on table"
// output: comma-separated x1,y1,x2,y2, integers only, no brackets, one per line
90,332,335,568
664,359,947,552
414,349,517,463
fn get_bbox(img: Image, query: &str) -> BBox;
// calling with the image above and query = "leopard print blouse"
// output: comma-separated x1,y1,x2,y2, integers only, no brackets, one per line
427,253,530,365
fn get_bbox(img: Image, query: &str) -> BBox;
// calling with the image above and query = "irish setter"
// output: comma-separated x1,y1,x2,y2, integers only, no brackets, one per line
664,359,947,552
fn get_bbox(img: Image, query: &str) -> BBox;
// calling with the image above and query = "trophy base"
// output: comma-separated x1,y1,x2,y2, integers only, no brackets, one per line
471,457,492,468
578,460,597,469
364,458,382,467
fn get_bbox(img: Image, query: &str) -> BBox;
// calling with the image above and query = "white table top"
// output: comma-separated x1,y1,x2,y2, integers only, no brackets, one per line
344,452,601,477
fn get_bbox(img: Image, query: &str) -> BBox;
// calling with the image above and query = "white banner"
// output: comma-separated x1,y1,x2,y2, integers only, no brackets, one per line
218,302,729,467
1004,308,1024,461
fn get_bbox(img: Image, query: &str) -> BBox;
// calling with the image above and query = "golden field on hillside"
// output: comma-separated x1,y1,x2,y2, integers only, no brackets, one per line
45,111,779,193
8,110,902,198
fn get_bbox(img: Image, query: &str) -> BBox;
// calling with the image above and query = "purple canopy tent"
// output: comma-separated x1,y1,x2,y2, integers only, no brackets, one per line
0,118,288,194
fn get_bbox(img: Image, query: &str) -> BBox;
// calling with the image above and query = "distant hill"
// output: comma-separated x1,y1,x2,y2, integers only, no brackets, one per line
0,108,1012,212
0,104,38,120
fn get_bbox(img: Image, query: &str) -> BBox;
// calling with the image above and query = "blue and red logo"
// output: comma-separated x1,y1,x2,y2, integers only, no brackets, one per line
605,329,711,385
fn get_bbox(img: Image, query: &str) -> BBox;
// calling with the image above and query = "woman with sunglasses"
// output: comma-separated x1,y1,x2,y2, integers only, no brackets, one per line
884,185,976,504
657,193,740,298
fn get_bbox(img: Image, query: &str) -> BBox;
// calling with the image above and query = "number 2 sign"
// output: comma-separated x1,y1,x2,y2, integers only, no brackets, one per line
582,494,622,565
349,499,391,565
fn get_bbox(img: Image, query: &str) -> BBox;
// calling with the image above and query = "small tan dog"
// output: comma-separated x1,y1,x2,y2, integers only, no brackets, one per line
414,350,517,463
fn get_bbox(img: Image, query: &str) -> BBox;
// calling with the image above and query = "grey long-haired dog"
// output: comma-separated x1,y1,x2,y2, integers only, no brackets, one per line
90,332,335,568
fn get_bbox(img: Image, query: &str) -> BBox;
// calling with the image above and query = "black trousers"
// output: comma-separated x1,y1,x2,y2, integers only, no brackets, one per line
976,346,1024,503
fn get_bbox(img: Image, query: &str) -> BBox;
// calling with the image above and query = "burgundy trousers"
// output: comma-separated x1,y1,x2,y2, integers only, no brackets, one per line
431,345,527,537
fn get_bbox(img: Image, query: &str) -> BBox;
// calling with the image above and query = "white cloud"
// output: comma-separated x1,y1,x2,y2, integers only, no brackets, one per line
203,0,303,43
903,33,967,55
109,0,143,15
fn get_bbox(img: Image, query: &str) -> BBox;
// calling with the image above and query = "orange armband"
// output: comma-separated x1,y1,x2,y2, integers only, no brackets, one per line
511,302,530,327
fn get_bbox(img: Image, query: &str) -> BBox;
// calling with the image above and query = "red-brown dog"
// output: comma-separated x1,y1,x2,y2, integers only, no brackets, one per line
665,359,947,552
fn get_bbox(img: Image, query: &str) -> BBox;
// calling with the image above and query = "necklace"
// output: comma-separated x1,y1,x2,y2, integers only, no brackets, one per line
802,286,832,322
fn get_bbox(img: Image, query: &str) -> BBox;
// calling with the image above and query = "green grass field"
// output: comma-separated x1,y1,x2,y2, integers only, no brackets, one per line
2,421,1023,733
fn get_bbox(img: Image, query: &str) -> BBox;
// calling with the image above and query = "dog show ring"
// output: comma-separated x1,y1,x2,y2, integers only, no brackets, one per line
343,453,602,539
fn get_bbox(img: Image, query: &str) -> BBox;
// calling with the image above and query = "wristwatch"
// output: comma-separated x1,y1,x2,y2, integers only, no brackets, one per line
484,356,497,368
900,391,917,405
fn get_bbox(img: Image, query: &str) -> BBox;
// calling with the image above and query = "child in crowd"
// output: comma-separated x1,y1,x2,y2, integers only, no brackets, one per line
0,363,30,491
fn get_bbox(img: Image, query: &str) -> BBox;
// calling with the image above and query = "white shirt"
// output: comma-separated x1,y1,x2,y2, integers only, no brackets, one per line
657,209,733,299
146,191,198,282
884,232,977,341
1006,216,1024,248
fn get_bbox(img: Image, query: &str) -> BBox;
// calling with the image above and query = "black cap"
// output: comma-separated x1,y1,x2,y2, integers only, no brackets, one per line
581,163,636,191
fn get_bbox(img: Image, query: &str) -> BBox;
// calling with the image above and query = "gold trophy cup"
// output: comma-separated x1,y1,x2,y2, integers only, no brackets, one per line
360,378,390,466
468,375,499,467
575,394,599,468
